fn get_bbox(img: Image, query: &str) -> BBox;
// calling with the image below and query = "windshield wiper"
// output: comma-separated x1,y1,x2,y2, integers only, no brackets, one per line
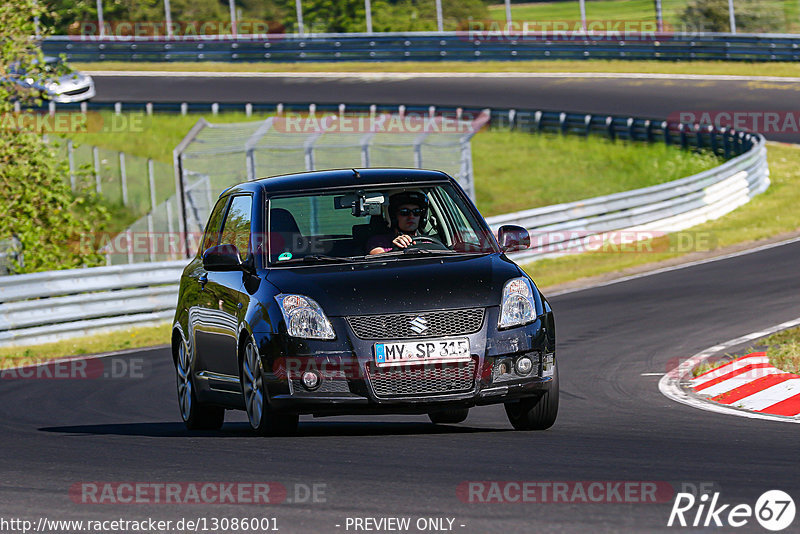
301,254,352,263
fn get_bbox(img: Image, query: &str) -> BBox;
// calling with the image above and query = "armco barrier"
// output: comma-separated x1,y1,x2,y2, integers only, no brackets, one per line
42,32,800,62
0,260,186,347
486,135,768,262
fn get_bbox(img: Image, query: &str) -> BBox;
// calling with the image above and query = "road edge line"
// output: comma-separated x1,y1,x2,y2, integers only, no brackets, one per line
658,317,800,424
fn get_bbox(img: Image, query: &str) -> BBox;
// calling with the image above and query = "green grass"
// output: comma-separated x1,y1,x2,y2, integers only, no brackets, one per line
487,0,800,32
472,131,720,215
522,141,800,287
74,59,800,77
0,323,171,368
487,0,689,27
760,326,800,374
59,113,722,218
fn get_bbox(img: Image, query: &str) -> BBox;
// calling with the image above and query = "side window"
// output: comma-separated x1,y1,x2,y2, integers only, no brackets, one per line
201,197,229,253
220,195,252,261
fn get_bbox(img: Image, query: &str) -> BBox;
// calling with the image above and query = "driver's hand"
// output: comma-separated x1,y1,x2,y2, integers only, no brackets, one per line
392,234,413,249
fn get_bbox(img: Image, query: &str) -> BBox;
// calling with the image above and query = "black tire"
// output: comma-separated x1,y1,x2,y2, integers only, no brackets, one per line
504,364,559,431
175,338,225,431
428,408,469,424
241,337,299,436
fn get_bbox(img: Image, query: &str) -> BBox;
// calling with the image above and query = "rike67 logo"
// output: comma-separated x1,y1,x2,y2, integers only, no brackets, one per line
668,490,795,531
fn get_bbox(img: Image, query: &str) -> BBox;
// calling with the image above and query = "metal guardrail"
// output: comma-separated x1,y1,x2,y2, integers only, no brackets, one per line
0,103,769,346
0,260,186,347
483,110,768,261
42,32,800,62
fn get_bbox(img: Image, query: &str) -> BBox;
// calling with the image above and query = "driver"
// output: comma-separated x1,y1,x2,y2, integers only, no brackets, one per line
367,191,428,255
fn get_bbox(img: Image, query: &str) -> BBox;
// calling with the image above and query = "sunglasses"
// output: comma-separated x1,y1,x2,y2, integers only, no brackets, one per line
397,208,425,216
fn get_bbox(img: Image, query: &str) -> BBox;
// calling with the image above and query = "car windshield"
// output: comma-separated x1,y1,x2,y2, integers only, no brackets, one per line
267,183,498,265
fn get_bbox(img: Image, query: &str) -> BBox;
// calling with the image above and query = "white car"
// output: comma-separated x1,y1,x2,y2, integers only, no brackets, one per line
12,56,95,103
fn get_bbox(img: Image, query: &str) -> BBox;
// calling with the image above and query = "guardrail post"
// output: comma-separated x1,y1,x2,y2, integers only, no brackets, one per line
211,103,219,115
583,114,592,137
181,103,188,116
119,152,128,206
114,102,122,115
277,103,284,116
694,124,704,151
559,112,568,135
533,110,542,133
709,126,718,155
662,121,671,146
605,116,615,141
67,139,76,191
679,123,688,150
245,103,252,117
722,128,732,159
93,146,101,193
48,101,56,117
627,117,635,140
507,109,516,130
645,120,653,143
146,102,153,116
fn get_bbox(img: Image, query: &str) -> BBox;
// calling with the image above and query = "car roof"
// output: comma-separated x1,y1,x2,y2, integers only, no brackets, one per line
223,168,452,197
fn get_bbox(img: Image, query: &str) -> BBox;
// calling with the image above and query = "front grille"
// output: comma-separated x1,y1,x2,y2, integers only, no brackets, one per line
291,377,350,394
367,359,476,398
63,86,90,96
347,308,484,340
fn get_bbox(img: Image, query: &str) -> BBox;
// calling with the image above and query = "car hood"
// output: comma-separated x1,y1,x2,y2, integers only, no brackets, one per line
265,253,523,316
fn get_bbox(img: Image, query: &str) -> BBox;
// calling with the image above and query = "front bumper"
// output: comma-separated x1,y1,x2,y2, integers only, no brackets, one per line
258,307,555,415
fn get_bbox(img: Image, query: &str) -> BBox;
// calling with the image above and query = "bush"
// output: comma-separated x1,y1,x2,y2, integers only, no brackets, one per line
680,0,784,33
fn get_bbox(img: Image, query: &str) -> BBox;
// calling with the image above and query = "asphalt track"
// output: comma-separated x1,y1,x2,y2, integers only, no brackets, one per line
1,74,798,533
92,73,800,142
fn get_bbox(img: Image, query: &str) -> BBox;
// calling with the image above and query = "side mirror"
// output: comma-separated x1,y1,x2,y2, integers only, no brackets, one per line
497,225,530,253
202,244,242,271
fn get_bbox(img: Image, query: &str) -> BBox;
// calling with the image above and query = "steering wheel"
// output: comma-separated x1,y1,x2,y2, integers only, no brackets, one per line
407,235,448,250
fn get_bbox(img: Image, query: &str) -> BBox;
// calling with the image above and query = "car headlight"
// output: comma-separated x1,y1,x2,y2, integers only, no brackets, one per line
498,277,537,329
275,294,335,340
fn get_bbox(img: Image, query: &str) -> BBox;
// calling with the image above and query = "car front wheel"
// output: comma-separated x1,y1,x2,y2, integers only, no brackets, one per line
504,362,559,431
241,338,298,436
176,338,224,430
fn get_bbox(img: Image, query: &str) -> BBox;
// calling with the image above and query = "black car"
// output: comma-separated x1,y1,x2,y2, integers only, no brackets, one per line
172,168,557,435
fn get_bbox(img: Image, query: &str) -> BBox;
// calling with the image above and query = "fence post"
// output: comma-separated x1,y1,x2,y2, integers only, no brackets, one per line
93,146,101,193
67,139,76,191
119,152,128,206
627,117,635,140
662,121,671,146
245,103,252,117
583,114,592,137
559,112,568,135
147,213,156,262
722,128,731,159
148,158,157,212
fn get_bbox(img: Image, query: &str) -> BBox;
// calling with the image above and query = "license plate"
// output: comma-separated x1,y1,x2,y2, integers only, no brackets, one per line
374,338,470,368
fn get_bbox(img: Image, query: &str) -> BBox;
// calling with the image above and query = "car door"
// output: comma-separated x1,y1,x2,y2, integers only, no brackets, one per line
193,195,252,381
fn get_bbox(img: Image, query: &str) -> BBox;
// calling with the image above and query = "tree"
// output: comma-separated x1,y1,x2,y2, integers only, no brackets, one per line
0,0,108,273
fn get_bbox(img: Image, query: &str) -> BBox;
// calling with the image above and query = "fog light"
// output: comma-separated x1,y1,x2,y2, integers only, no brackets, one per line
515,356,533,375
301,371,321,390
